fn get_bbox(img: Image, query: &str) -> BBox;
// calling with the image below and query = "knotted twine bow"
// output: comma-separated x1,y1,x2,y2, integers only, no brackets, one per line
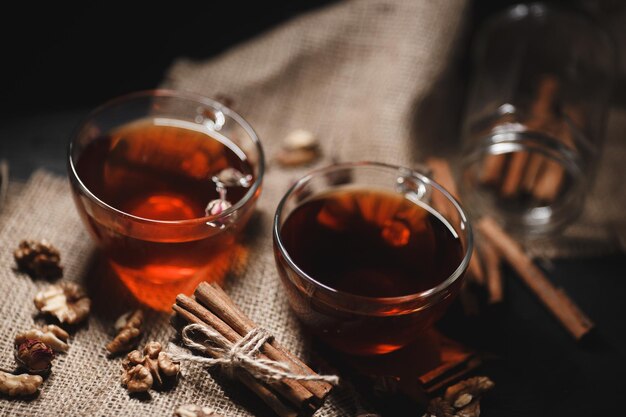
170,323,339,384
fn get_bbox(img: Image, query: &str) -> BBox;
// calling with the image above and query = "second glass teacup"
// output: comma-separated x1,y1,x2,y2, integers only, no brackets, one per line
68,90,264,310
273,162,472,356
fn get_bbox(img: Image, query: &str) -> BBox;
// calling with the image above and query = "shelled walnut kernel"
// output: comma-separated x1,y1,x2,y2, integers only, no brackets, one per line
106,310,143,354
0,370,43,396
275,129,321,167
15,324,70,353
121,341,180,393
14,240,63,280
174,404,224,417
444,376,494,409
424,376,494,417
34,282,91,325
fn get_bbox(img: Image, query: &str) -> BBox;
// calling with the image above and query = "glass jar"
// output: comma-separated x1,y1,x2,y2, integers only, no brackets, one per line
460,3,616,235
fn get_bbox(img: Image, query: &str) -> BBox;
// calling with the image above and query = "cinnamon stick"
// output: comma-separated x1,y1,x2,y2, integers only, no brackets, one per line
467,250,486,286
524,76,560,190
475,111,519,187
521,152,545,193
195,282,332,402
531,76,560,120
458,282,480,316
479,153,507,186
426,158,485,285
426,157,459,200
531,105,583,203
172,305,299,417
500,151,530,198
479,238,503,304
532,158,565,202
501,76,560,198
419,352,482,395
530,123,571,203
477,217,594,339
174,295,317,412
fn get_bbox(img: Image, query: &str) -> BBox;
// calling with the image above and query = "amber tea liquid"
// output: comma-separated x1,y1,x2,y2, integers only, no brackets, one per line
276,188,464,355
73,118,256,309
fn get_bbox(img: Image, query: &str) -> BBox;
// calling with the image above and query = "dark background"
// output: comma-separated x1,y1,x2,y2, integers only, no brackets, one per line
1,1,625,416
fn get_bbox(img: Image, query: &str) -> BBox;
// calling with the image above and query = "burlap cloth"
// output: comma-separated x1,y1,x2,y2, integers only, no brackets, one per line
1,0,625,415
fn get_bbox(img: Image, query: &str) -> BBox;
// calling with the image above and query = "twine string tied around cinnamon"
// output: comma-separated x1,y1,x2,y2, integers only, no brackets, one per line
170,323,339,385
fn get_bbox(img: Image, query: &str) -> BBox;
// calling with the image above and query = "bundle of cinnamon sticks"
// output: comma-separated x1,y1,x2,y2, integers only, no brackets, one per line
478,75,580,204
171,282,333,417
426,158,593,340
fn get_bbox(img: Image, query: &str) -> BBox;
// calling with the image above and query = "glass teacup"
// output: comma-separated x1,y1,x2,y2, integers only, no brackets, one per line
68,90,264,310
273,162,472,355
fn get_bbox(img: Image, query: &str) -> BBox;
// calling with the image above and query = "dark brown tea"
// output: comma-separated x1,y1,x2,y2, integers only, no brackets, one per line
276,187,465,355
280,189,463,297
72,118,257,310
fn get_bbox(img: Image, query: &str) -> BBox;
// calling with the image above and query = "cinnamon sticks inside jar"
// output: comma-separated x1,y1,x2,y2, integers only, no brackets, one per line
478,75,575,204
461,3,615,234
461,72,597,235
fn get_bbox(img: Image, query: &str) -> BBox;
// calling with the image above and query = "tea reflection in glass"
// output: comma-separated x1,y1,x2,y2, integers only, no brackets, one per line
68,90,264,310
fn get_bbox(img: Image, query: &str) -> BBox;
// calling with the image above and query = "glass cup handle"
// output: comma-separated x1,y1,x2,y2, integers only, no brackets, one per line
396,168,432,203
195,106,225,131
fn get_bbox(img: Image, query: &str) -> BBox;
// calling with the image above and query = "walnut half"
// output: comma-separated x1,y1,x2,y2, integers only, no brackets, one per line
14,240,63,280
275,129,321,167
122,365,153,393
34,282,91,325
15,324,70,353
174,404,224,417
425,376,495,417
106,310,143,355
0,370,43,396
444,376,494,408
121,341,180,393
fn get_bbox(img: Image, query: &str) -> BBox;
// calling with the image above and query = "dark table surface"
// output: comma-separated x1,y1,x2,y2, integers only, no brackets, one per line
1,1,625,416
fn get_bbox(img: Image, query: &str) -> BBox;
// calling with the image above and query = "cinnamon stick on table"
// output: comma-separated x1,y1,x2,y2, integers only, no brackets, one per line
477,217,594,340
194,282,333,401
426,158,485,285
426,157,488,317
418,351,482,395
172,305,300,417
479,238,503,304
174,295,317,410
172,283,334,417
